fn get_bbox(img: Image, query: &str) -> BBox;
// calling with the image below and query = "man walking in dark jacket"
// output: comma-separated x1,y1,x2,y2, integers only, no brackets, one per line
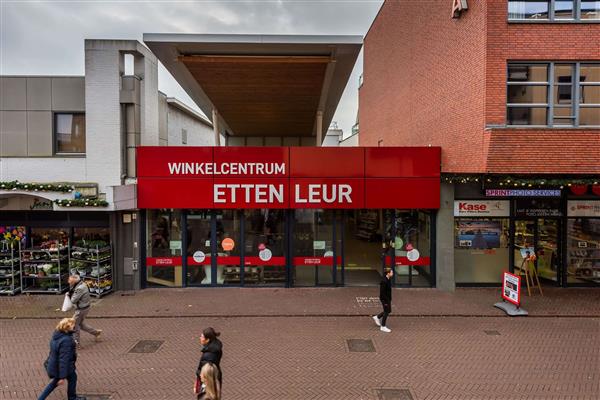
373,268,394,333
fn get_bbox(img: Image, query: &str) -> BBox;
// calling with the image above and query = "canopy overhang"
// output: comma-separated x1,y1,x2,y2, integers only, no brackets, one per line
144,34,362,139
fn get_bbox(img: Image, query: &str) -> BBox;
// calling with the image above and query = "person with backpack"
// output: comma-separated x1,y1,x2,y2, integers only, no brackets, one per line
38,318,86,400
373,268,394,333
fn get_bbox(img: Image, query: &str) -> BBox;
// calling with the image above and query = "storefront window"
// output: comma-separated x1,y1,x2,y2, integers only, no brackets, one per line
243,209,286,286
344,210,383,286
567,218,600,284
216,210,241,285
292,209,336,286
30,228,69,248
394,211,433,287
186,210,211,286
454,218,510,283
73,227,110,248
146,209,182,287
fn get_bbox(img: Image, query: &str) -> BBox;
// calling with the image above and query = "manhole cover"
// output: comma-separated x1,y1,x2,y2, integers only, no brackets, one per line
81,395,111,400
347,339,375,352
484,330,501,336
376,388,414,400
129,340,164,353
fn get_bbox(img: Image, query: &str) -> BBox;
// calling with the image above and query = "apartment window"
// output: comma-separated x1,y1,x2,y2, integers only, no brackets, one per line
182,128,188,145
508,0,600,21
55,113,86,153
507,63,600,127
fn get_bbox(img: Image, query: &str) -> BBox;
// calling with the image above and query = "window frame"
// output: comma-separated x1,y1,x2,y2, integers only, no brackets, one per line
508,0,600,22
53,112,86,156
506,62,600,128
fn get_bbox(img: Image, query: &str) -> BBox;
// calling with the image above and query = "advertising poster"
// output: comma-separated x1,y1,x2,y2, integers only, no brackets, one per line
455,220,502,249
502,272,521,306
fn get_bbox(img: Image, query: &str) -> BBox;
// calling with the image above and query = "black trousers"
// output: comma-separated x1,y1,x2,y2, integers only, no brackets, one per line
377,302,392,327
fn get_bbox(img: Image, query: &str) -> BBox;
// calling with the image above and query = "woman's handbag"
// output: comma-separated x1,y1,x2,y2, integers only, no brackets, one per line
194,376,202,395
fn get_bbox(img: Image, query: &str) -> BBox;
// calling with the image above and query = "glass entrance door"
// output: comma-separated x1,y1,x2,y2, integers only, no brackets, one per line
291,209,338,286
514,218,561,284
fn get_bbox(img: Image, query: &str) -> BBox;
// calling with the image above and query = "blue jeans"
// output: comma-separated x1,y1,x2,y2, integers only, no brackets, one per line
38,371,77,400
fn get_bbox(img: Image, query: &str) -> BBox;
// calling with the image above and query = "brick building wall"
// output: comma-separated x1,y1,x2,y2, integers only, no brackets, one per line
359,0,488,173
485,1,600,125
360,0,600,174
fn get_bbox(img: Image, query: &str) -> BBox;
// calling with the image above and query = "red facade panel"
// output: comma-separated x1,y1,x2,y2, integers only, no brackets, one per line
365,147,441,177
364,178,440,209
137,177,214,209
137,147,213,177
212,177,289,208
289,147,364,177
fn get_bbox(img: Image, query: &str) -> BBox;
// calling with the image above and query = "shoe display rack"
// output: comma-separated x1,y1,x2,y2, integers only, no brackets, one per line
0,241,21,295
70,245,113,297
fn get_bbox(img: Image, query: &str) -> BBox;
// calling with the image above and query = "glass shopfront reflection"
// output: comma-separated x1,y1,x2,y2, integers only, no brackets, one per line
186,210,211,286
146,209,183,287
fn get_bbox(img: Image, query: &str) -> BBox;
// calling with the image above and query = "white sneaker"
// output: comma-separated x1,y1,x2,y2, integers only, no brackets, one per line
380,326,391,333
372,315,381,327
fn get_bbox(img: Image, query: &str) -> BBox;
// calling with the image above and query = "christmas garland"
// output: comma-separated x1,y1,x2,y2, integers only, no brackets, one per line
54,199,109,208
0,180,74,193
443,174,600,188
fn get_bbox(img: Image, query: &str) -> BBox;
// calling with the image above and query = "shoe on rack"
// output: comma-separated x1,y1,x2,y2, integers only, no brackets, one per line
380,326,391,333
372,315,381,327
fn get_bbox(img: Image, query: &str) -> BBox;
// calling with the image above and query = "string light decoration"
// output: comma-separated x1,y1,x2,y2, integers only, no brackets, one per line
443,174,600,188
54,199,109,207
0,180,74,193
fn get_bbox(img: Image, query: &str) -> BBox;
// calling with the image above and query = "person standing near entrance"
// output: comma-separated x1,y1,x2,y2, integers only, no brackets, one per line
68,274,102,346
373,268,393,333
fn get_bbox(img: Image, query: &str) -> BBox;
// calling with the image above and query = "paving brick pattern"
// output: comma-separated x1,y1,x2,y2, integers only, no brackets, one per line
1,316,599,399
1,287,599,320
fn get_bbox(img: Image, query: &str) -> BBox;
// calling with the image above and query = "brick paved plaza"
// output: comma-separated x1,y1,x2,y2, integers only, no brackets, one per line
1,288,599,400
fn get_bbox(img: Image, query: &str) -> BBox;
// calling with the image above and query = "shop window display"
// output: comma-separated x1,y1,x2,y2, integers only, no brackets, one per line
186,210,212,285
394,211,433,287
293,209,336,286
146,209,182,287
567,218,600,284
243,209,286,286
454,218,510,283
216,210,241,285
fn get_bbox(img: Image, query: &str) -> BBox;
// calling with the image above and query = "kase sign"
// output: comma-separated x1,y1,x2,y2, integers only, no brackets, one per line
137,147,441,210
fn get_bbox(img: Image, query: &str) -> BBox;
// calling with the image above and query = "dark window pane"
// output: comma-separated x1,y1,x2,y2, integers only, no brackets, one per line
507,85,548,103
581,1,600,19
55,113,85,153
508,64,548,82
581,85,600,105
580,64,600,83
554,85,573,104
580,107,600,125
508,1,550,19
507,107,548,125
554,1,574,19
553,107,575,125
554,64,574,83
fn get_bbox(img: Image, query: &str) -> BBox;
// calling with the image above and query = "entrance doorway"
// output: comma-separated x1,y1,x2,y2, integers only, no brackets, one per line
343,210,388,286
514,218,561,285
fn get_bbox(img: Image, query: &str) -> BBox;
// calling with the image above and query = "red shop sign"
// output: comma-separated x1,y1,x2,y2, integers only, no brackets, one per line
137,147,441,210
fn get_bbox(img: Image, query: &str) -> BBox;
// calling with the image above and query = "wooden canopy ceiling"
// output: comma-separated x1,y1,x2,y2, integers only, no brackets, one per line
180,55,329,137
144,34,363,140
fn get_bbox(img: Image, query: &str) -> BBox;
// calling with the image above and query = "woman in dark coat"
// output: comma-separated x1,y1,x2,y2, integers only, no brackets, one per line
38,318,85,400
196,327,223,386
